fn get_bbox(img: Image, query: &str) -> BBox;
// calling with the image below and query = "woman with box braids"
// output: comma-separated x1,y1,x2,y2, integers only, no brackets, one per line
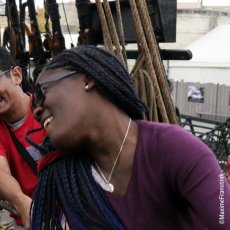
31,45,229,230
30,45,148,230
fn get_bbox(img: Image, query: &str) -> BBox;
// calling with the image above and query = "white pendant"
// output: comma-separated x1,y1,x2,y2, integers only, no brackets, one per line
108,183,114,192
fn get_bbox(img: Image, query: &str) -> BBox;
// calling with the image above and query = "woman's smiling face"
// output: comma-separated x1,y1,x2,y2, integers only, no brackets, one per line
33,68,94,152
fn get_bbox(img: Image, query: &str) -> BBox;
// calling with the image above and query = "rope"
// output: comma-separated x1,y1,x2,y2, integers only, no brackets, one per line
94,0,179,123
95,0,114,53
103,0,125,65
128,0,168,122
136,0,178,124
131,55,156,121
142,69,155,120
130,54,144,76
115,0,128,69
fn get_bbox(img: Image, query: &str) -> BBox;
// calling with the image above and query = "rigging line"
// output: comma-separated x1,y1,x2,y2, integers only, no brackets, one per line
61,0,74,47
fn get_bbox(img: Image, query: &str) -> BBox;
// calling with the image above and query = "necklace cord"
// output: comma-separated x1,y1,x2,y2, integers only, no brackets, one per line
95,118,132,185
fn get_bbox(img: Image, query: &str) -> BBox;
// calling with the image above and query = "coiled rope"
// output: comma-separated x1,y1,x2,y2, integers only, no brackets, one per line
94,0,178,124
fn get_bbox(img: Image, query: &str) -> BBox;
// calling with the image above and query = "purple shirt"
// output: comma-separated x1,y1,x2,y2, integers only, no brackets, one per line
105,120,230,230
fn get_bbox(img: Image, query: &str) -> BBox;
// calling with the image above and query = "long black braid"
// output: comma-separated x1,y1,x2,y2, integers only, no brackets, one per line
31,45,149,230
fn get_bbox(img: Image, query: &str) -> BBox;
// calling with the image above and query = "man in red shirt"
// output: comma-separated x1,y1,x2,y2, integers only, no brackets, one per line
0,47,46,229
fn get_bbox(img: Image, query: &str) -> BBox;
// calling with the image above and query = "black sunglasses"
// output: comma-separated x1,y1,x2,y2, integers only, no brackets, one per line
33,70,77,110
0,69,10,78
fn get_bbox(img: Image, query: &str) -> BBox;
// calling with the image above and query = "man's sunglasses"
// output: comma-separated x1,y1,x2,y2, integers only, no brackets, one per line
0,69,10,78
33,70,77,110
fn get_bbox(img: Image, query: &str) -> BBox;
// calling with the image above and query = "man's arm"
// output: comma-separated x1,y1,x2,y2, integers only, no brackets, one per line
0,156,31,229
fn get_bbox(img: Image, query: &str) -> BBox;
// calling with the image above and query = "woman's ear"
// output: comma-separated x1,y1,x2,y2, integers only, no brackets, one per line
84,75,95,91
11,66,22,85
